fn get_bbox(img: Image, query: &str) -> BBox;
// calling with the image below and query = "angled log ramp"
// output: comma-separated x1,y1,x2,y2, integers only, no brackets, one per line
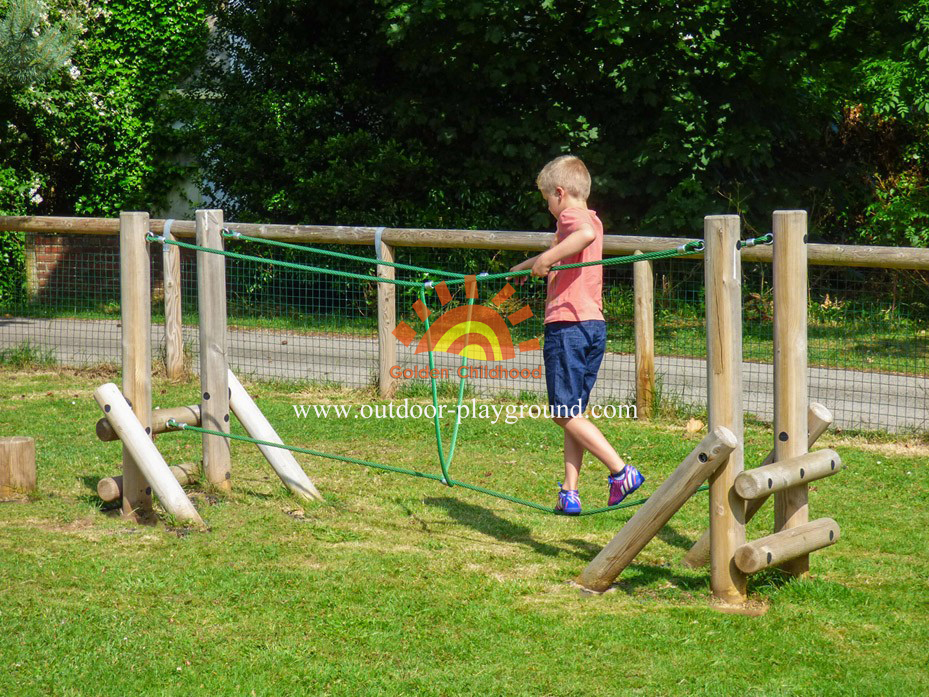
227,370,324,503
735,518,840,574
576,427,737,593
94,383,204,526
682,403,833,569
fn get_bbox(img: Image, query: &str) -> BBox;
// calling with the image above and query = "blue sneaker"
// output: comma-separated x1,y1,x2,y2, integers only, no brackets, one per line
555,487,582,515
608,465,644,506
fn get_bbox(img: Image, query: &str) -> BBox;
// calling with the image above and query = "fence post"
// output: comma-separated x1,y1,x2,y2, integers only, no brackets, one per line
773,210,810,575
633,251,655,419
377,239,397,398
163,222,185,380
119,211,154,521
196,209,231,493
704,214,747,605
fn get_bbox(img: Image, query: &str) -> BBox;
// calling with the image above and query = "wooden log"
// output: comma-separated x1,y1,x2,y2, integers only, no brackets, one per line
705,215,747,605
97,404,201,442
120,211,153,520
633,251,654,419
0,437,37,496
735,449,842,500
163,220,185,380
773,210,810,575
196,209,231,493
97,463,198,503
4,215,929,268
681,403,833,568
227,370,324,502
734,518,840,574
94,383,204,525
377,239,397,399
575,426,738,593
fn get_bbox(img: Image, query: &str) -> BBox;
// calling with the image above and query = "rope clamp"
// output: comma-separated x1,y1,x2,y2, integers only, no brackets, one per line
146,234,165,244
223,228,242,239
423,280,434,289
166,418,186,430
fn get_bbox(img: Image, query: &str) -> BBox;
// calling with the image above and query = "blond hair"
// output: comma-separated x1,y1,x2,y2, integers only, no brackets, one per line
536,155,591,199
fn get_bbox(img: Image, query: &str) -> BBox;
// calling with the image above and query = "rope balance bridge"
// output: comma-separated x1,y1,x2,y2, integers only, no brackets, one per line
91,209,842,607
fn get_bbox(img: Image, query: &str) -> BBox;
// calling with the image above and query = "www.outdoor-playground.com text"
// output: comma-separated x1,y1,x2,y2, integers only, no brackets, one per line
292,399,636,425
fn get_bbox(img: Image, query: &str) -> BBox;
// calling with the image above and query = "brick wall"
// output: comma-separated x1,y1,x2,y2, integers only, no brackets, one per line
25,233,193,306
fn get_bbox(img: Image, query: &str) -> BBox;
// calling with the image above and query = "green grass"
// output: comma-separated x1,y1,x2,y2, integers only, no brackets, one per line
0,341,56,368
1,367,927,695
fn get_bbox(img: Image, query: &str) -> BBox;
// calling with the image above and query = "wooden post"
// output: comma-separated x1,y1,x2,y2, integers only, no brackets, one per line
96,404,201,442
196,209,231,493
735,518,839,574
575,426,738,593
734,449,842,500
228,369,324,502
681,403,833,569
377,239,397,398
0,437,36,496
97,463,198,503
120,211,153,521
704,215,747,605
633,251,655,419
94,383,204,525
773,210,809,575
163,220,185,380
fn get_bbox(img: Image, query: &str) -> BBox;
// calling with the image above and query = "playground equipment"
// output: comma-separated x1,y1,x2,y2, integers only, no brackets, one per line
92,211,323,526
575,212,843,604
90,206,841,606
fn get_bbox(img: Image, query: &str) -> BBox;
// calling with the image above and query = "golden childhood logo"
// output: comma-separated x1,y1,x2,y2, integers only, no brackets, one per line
391,275,541,361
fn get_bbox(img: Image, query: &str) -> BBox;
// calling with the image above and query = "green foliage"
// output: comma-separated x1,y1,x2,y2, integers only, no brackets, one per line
0,0,75,90
0,231,25,307
189,1,929,248
0,0,209,217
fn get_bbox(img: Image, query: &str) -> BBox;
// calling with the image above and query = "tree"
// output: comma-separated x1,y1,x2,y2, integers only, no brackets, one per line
191,1,929,245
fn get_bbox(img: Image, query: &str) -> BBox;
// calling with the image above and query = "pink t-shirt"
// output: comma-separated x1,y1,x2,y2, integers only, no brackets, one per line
544,207,604,324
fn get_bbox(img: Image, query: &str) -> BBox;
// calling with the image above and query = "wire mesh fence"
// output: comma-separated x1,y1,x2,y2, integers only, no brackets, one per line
1,228,926,434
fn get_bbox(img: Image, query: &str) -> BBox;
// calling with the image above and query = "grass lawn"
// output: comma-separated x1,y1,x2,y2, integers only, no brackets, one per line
1,366,927,696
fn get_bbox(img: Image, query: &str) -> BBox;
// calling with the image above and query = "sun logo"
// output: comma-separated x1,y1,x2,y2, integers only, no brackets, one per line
392,275,540,361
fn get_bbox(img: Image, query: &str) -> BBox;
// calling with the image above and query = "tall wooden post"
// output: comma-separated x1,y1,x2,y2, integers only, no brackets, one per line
196,209,231,493
773,210,809,575
633,252,654,419
704,215,747,604
163,220,185,380
119,211,153,520
377,238,397,399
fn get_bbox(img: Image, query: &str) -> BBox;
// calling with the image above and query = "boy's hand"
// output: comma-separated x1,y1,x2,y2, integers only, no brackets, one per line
508,259,535,286
531,254,553,278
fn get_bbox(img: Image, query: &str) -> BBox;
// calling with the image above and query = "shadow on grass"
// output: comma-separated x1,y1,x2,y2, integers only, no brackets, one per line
656,524,696,551
612,562,708,593
424,496,589,559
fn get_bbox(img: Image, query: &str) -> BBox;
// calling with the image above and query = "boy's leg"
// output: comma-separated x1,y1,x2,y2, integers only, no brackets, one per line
562,429,584,490
554,416,625,477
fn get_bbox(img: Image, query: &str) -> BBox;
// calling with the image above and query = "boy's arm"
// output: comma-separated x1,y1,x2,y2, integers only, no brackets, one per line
530,224,596,277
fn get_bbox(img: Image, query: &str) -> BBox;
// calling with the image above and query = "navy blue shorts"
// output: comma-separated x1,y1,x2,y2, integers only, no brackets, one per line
543,320,606,417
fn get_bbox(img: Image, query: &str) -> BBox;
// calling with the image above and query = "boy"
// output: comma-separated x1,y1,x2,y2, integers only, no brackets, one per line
509,155,643,514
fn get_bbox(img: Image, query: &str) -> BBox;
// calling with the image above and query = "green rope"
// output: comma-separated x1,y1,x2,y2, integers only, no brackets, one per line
438,240,706,288
739,233,773,248
222,228,466,279
147,234,428,289
167,420,708,516
148,234,704,291
420,286,473,486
